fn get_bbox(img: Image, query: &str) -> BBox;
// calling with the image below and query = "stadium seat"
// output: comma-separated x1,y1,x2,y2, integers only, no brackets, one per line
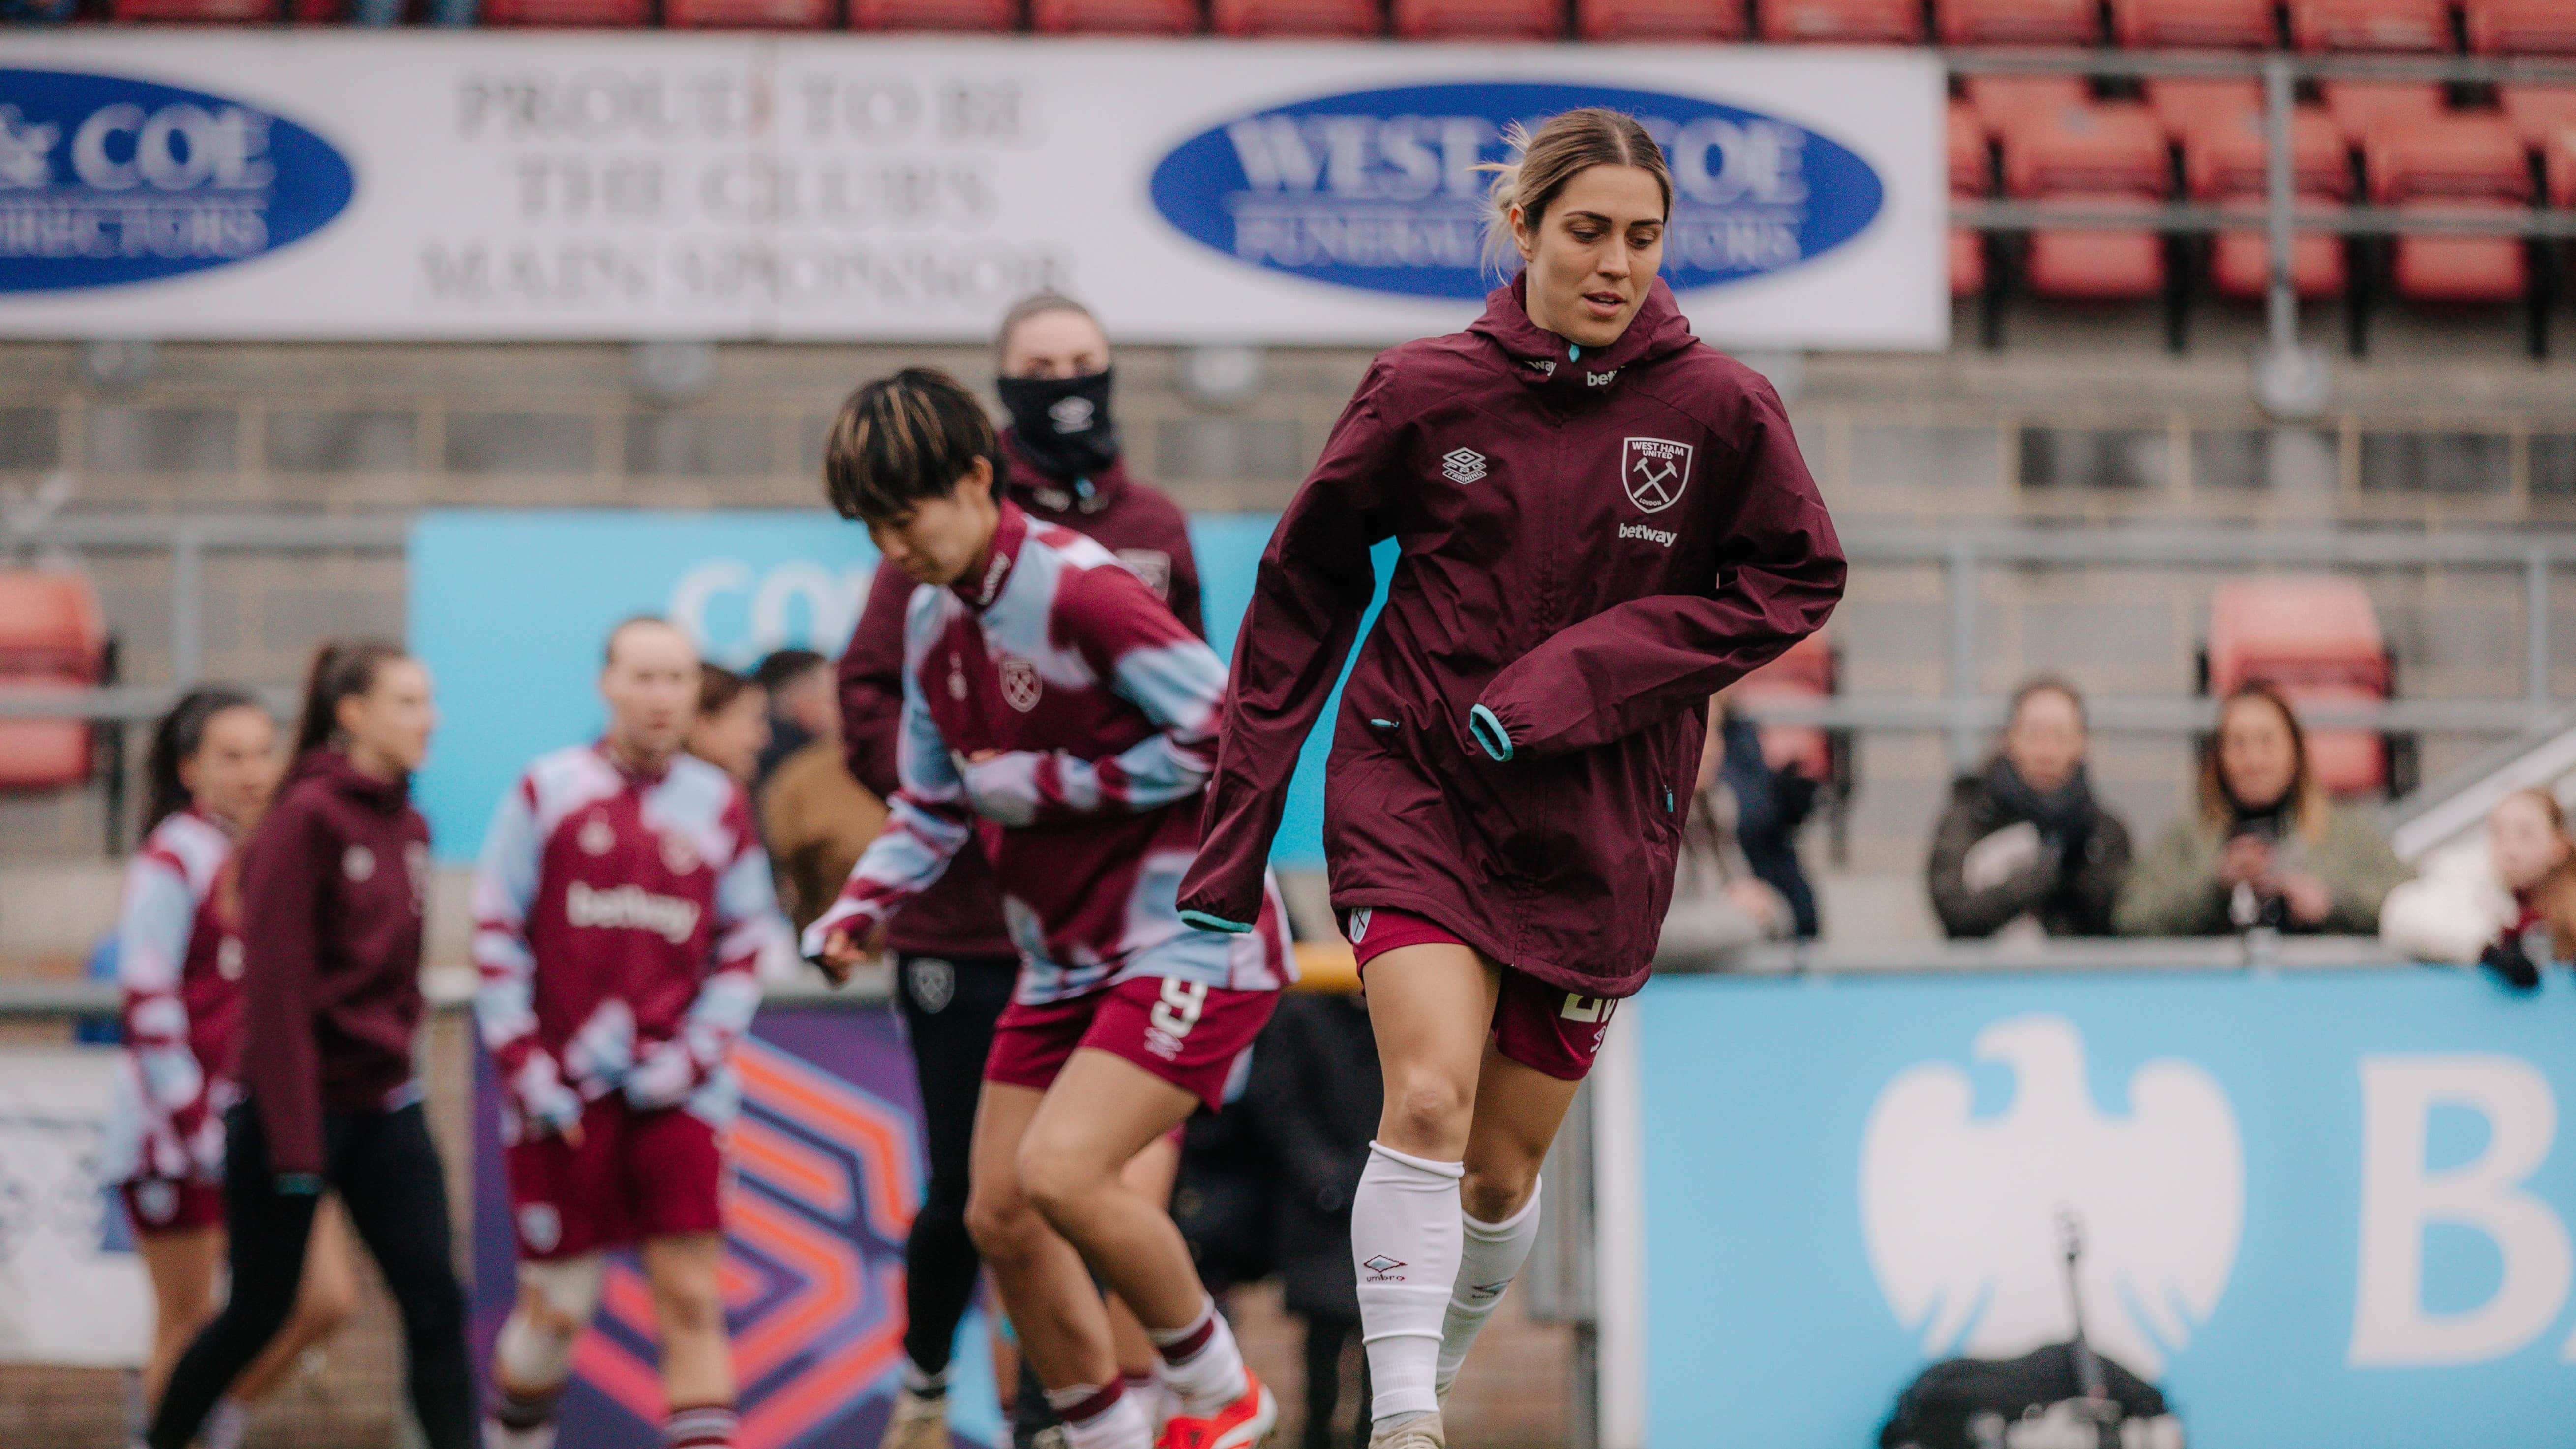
1965,75,2092,137
2320,80,2445,142
1952,229,1989,295
2184,108,2353,198
1033,0,1199,30
2466,0,2576,54
1212,0,1377,28
2207,578,2392,797
1579,0,1744,40
2550,127,2576,207
850,0,1018,26
1939,0,2099,44
2365,114,2533,204
1757,0,1922,41
667,0,835,23
2211,210,2350,297
479,0,649,21
109,0,276,17
2390,201,2530,301
1733,630,1836,782
1950,103,1993,195
2144,77,2264,139
0,570,106,794
1392,0,1558,37
2001,104,2170,199
2498,85,2576,147
2025,196,2168,299
2113,0,2276,47
2289,0,2453,50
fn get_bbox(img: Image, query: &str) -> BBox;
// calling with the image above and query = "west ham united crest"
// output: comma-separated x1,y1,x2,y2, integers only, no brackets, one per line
1001,658,1044,713
1622,436,1694,514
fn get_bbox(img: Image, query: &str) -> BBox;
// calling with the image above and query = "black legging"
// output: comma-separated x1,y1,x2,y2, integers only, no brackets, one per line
149,1100,473,1449
893,951,1019,1377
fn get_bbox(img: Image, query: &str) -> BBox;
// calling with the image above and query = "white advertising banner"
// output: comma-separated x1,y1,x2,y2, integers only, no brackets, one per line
0,34,1945,348
0,1046,148,1368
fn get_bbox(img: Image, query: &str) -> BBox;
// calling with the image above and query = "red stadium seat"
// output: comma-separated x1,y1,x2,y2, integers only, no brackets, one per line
668,0,835,23
2001,104,2170,199
1950,104,1993,195
479,0,649,21
1940,0,2099,44
2391,201,2530,301
1733,630,1836,782
1952,229,1989,295
2365,114,2533,204
1392,0,1559,37
2320,80,2445,142
2290,0,2453,50
2466,0,2576,54
851,0,1018,26
1033,0,1198,30
1965,75,2092,137
2113,0,2276,47
2026,195,2168,299
2210,208,2350,297
1758,0,1922,41
1213,0,1378,28
109,0,276,18
2550,128,2576,207
1579,0,1744,39
2184,108,2353,199
2498,85,2576,147
2144,77,2264,139
2207,578,2390,797
0,571,106,794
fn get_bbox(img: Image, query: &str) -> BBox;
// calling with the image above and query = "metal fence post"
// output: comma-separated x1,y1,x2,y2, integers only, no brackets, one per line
2528,547,2552,722
1947,541,1980,772
171,523,204,688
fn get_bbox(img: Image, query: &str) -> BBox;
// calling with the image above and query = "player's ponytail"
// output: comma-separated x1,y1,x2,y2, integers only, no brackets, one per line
291,638,407,759
143,684,265,833
823,366,999,527
1479,108,1674,277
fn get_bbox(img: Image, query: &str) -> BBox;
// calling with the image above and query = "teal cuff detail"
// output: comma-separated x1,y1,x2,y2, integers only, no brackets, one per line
275,1172,323,1197
1468,704,1513,762
1180,909,1255,934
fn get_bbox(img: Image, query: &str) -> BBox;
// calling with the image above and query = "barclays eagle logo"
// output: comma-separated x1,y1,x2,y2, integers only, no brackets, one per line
1859,1014,2243,1377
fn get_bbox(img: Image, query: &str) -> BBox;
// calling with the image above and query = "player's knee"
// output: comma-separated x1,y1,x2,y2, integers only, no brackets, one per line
1460,1163,1537,1225
1014,1136,1109,1227
650,1271,724,1339
1382,1072,1475,1152
964,1186,1043,1263
497,1257,602,1391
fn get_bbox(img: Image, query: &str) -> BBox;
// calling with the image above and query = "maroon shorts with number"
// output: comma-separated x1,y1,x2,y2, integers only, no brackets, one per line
986,974,1277,1110
122,1177,224,1236
1340,907,1620,1082
505,1097,727,1261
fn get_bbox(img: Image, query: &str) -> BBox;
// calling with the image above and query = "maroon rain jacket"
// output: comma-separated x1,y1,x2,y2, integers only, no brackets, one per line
234,749,433,1178
1178,276,1844,998
839,432,1205,960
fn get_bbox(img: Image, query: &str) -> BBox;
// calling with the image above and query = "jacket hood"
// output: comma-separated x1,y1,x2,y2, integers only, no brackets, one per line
1467,273,1698,400
1000,429,1132,516
286,747,412,812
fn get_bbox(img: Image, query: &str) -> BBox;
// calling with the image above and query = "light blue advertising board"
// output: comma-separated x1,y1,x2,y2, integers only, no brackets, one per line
1634,967,2576,1448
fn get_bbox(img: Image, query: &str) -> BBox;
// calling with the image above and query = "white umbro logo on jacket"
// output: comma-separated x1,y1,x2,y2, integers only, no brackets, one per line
1442,448,1487,484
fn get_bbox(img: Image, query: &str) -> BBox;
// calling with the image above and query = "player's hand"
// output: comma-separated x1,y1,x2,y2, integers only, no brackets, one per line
557,1117,586,1149
815,928,866,985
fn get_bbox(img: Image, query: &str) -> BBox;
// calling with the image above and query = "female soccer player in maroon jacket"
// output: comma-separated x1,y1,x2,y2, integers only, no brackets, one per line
148,641,475,1449
1178,109,1845,1449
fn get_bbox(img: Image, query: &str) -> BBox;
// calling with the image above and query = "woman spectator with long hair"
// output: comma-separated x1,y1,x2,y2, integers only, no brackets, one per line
1927,677,2133,938
2116,681,2405,936
110,686,356,1446
146,641,474,1449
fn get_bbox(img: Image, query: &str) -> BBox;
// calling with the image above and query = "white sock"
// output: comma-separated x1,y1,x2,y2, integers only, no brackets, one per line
1437,1182,1543,1395
1150,1296,1249,1417
1048,1381,1152,1449
1352,1141,1465,1429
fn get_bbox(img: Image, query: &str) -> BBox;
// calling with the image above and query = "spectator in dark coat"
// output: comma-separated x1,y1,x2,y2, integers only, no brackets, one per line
1242,992,1382,1449
1928,677,2134,938
1714,708,1822,939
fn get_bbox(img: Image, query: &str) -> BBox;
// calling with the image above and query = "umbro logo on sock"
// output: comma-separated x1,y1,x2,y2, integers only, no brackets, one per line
1466,1280,1510,1301
1363,1255,1407,1281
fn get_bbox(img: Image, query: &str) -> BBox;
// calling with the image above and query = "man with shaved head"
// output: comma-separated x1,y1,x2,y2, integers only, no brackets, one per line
471,616,793,1449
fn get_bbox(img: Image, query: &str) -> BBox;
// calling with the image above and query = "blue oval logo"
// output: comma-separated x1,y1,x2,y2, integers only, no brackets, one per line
1150,81,1884,302
0,68,356,295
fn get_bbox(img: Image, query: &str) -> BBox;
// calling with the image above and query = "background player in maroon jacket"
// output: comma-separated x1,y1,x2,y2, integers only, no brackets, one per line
149,641,476,1449
1178,110,1844,1449
110,687,355,1449
838,294,1207,1449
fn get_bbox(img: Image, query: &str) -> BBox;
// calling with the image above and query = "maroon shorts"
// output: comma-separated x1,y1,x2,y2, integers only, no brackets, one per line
1341,907,1620,1082
122,1177,224,1236
505,1098,726,1261
986,974,1277,1110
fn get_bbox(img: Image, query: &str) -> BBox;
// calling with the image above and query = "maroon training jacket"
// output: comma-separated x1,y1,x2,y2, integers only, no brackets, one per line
234,749,432,1177
838,432,1205,960
1178,277,1844,998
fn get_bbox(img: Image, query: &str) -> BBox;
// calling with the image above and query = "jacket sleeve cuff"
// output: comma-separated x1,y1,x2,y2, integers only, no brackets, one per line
1468,703,1514,762
1180,908,1255,934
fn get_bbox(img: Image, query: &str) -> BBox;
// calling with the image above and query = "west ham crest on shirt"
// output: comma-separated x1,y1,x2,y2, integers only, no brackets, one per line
1001,657,1044,712
579,815,617,856
1622,436,1694,514
1116,548,1173,599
